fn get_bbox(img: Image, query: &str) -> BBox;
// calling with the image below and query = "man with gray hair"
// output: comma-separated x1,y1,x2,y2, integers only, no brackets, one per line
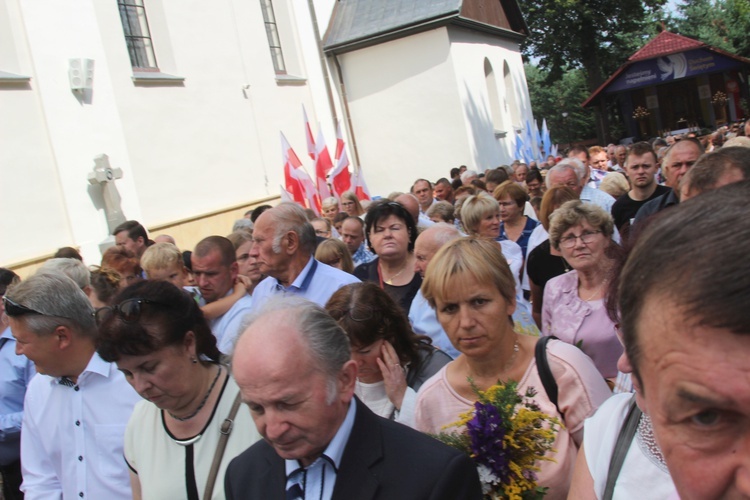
4,273,139,500
38,257,91,293
225,298,482,499
408,224,461,359
249,203,359,312
547,159,615,212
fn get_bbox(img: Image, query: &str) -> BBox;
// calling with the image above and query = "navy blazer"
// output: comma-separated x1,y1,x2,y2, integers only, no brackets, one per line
224,397,482,500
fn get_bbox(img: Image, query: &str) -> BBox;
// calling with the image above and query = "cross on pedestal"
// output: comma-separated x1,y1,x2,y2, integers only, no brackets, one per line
87,154,126,233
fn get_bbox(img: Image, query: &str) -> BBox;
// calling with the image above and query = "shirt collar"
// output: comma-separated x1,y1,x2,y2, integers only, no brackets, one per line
1,326,13,340
285,399,357,476
51,351,114,387
275,256,318,293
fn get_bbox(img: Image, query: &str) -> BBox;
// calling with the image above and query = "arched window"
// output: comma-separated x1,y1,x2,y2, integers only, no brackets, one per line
484,58,503,131
504,61,520,129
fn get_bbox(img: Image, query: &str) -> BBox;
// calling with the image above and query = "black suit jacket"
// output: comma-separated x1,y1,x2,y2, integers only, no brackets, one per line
224,398,482,499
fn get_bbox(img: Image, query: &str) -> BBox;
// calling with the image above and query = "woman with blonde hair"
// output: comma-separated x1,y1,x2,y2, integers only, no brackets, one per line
414,237,610,499
340,191,365,218
320,196,340,221
459,191,536,332
315,238,355,274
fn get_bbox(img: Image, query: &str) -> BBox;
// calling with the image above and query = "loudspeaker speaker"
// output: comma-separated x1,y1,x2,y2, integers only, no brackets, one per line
69,58,94,91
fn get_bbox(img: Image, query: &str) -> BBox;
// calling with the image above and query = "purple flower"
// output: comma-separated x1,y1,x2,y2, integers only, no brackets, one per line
466,401,512,482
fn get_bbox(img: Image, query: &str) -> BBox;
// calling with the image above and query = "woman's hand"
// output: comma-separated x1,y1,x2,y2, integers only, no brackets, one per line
376,340,408,410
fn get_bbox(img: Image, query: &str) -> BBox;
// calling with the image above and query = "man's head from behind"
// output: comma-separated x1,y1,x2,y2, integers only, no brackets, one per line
618,181,750,499
232,298,356,467
250,203,317,279
113,220,149,258
5,273,95,377
192,236,238,303
679,146,750,201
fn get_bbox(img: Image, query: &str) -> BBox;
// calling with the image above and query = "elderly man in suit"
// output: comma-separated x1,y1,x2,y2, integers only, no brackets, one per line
225,298,481,500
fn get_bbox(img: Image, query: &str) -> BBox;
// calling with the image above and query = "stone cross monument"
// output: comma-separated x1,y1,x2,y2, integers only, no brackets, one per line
87,154,126,233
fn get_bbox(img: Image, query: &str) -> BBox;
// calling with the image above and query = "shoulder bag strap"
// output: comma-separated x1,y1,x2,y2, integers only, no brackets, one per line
602,395,642,500
534,336,561,416
203,392,243,500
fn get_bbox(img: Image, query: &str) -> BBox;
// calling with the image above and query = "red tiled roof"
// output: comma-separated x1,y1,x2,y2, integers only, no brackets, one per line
629,31,705,62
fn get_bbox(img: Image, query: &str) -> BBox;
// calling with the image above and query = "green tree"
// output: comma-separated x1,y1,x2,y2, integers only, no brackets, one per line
673,0,750,58
525,64,596,145
521,0,667,142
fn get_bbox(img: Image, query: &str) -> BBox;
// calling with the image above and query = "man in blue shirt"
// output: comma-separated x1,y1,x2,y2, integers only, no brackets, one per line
250,203,359,311
0,269,35,500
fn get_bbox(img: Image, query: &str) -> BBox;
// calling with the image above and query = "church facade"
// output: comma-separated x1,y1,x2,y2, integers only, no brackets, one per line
1,0,530,272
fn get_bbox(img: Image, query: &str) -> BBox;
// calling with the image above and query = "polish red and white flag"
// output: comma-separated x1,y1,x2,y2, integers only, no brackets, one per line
330,121,352,198
352,167,371,201
282,132,321,212
314,128,333,200
303,105,316,161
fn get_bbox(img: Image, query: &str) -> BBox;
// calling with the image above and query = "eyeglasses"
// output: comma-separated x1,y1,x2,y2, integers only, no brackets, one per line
559,230,602,249
3,297,44,317
93,298,165,326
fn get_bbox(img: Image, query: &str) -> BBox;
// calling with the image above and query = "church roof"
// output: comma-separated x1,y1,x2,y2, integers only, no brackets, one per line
628,31,705,62
324,0,527,54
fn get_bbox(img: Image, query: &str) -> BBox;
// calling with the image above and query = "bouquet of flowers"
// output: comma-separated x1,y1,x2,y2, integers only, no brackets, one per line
433,380,559,500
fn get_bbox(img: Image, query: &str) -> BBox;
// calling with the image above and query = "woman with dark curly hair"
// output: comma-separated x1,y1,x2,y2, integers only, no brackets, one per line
326,282,451,427
96,280,260,500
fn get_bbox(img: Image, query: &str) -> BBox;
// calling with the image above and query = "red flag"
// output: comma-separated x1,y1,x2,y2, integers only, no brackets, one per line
352,165,371,201
315,128,333,200
303,105,316,161
281,132,306,206
330,122,351,198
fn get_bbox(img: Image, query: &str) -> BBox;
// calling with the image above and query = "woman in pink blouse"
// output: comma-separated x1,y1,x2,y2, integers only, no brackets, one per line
542,200,623,381
414,237,611,500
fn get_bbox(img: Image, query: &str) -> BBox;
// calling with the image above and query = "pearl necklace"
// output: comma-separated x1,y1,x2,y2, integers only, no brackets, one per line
168,365,222,422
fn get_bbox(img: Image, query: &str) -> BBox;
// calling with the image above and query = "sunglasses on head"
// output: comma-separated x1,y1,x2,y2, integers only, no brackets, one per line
3,296,44,317
93,298,166,326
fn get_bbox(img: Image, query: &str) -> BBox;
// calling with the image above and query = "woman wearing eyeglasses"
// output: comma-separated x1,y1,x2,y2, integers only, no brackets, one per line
542,200,623,381
96,281,261,500
340,191,365,218
325,282,451,428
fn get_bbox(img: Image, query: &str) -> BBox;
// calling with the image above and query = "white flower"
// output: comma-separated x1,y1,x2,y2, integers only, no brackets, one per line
477,464,501,494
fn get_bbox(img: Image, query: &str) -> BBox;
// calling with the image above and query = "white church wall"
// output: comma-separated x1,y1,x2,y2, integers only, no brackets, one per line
447,27,532,169
2,0,328,267
336,28,471,196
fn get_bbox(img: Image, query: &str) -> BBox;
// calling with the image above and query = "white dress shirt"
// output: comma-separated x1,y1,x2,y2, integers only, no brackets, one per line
251,257,360,312
21,352,140,500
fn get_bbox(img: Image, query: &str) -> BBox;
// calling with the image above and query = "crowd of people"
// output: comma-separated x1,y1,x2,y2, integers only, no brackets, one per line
2,122,750,499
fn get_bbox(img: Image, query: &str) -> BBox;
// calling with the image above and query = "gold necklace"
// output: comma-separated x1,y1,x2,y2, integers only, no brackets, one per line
380,262,407,285
502,339,520,373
